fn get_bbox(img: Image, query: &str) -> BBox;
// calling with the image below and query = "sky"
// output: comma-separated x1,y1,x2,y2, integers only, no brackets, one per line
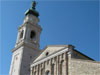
0,0,99,75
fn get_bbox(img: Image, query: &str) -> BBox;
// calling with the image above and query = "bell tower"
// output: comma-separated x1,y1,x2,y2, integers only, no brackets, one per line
16,1,41,49
9,1,42,75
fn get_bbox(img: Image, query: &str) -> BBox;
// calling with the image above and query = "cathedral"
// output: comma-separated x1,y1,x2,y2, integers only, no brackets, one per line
9,1,100,75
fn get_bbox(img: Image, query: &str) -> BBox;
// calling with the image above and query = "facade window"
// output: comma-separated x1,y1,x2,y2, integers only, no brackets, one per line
46,71,50,75
20,30,24,39
30,31,36,39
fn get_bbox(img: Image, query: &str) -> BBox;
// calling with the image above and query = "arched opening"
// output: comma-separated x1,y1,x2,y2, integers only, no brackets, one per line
30,31,36,39
46,70,50,75
20,30,24,39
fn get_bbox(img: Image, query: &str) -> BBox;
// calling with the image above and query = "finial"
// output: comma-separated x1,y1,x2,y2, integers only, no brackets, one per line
32,1,37,9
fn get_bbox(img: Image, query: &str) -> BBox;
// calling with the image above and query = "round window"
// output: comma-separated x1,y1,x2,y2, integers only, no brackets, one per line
46,52,49,56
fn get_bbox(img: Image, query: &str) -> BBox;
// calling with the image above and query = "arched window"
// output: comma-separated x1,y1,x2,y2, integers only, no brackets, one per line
30,31,36,39
46,71,50,75
20,30,24,39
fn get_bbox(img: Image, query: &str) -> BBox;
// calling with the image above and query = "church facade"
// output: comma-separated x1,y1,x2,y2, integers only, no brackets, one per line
9,1,100,75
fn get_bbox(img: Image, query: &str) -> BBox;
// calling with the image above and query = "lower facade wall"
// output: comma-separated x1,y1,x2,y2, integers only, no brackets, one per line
69,58,100,75
31,52,69,75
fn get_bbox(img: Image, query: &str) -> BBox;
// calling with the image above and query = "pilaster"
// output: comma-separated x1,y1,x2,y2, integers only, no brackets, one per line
55,57,57,75
50,59,52,75
30,67,33,75
57,55,60,75
64,52,68,75
67,52,71,75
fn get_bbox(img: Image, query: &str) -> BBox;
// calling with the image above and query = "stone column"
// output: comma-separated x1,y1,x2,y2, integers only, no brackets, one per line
64,52,68,75
57,55,59,75
43,62,45,75
30,67,33,75
67,52,71,75
36,65,38,75
37,65,39,75
59,55,62,75
55,57,57,75
60,54,63,75
50,59,52,75
39,64,41,75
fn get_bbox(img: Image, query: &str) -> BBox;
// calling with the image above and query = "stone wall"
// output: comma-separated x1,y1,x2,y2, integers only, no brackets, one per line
69,58,100,75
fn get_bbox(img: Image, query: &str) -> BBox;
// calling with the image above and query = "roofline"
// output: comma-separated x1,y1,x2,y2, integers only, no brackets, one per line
74,49,95,61
44,45,75,48
72,58,99,63
31,47,69,66
31,44,74,64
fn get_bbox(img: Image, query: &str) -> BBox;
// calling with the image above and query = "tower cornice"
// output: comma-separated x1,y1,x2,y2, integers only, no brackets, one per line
12,41,41,53
18,22,42,32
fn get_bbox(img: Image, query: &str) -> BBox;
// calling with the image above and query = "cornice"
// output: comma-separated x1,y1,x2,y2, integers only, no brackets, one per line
12,41,40,53
18,22,42,32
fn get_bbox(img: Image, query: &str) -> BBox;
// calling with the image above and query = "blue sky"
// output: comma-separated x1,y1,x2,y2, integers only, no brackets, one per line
0,0,99,74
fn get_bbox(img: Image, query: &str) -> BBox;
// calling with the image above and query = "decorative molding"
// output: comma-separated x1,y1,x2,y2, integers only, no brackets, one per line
31,48,70,67
18,22,42,32
12,41,40,53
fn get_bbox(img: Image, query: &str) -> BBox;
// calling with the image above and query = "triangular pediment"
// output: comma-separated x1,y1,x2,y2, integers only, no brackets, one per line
32,45,94,65
33,45,69,62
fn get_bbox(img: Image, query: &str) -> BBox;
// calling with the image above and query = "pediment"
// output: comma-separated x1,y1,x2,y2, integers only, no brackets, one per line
33,45,69,62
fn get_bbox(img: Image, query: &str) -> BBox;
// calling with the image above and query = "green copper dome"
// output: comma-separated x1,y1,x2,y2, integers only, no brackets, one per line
25,1,39,17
